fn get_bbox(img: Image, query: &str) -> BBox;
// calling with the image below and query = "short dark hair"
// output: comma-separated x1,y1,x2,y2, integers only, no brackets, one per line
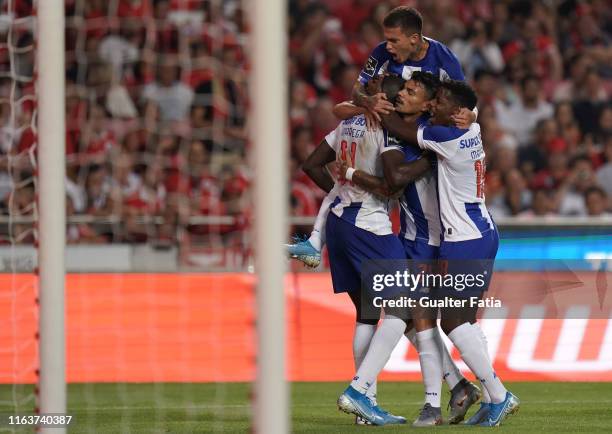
410,71,440,99
585,186,606,199
383,6,423,35
381,74,405,105
440,79,478,110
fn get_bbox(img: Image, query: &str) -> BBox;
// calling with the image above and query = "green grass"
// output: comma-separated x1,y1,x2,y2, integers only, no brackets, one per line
1,382,611,432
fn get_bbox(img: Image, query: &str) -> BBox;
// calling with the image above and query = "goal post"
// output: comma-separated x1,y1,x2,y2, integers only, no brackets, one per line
252,0,289,432
36,0,66,429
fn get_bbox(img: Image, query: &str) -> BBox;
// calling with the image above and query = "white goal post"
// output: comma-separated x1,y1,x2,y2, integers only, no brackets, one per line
37,0,66,432
252,0,289,433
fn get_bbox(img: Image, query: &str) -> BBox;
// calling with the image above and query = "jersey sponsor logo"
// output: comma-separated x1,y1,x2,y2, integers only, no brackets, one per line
363,56,377,77
401,65,422,80
459,135,482,149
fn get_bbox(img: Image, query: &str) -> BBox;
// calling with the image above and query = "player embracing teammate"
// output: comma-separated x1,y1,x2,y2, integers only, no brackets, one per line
288,6,520,427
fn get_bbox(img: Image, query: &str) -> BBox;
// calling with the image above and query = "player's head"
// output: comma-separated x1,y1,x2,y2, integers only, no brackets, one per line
430,79,478,125
381,74,405,105
395,71,439,116
382,6,424,63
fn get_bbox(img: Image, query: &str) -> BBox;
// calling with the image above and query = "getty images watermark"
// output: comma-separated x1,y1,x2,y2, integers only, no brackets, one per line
369,268,502,309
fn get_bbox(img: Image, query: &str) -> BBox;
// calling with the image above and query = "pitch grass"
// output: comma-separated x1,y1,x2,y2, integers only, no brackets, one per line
1,382,611,432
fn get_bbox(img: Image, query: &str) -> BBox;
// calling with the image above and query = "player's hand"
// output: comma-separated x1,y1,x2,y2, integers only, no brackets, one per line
365,76,383,96
338,160,350,181
451,108,476,129
368,93,394,120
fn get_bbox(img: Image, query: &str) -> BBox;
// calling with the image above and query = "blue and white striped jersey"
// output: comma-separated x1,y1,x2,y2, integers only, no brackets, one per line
325,115,401,236
359,37,465,84
417,122,494,242
395,134,442,247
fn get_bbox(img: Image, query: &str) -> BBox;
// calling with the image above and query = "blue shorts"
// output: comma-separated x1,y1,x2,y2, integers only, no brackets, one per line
401,238,440,260
439,227,499,293
326,213,406,294
439,228,499,260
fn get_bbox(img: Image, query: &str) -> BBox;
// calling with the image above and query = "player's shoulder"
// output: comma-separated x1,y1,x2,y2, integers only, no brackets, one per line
371,41,390,57
426,37,461,65
421,123,469,143
425,37,455,57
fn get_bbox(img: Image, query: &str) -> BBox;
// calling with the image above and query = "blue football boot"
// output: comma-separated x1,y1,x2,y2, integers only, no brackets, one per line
337,386,386,426
375,405,407,424
479,391,520,427
285,237,321,268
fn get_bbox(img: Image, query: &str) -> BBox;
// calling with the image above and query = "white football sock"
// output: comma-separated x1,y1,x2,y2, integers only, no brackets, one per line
448,323,507,404
308,193,333,251
353,322,377,403
416,328,443,407
472,322,491,403
408,326,464,390
438,328,464,390
351,315,406,395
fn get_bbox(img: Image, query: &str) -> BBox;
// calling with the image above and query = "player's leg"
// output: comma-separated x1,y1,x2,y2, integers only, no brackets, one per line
401,239,479,425
411,316,444,427
347,289,379,425
440,229,519,427
337,230,408,425
325,214,387,424
341,309,408,425
286,188,336,267
464,321,493,425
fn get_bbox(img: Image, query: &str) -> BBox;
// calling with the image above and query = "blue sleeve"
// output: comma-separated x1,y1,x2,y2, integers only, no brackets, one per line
417,125,466,159
438,43,465,81
359,42,391,84
422,125,466,143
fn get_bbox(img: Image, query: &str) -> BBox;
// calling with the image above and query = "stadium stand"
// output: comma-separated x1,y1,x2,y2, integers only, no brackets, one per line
0,0,610,252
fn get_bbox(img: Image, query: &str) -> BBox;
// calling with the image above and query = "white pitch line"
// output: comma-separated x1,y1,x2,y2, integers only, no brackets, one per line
69,399,612,411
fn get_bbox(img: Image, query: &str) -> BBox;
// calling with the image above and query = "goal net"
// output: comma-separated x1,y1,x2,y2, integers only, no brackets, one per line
0,0,38,427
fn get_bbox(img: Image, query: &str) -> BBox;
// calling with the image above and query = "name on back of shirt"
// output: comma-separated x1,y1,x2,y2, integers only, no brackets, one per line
341,117,366,139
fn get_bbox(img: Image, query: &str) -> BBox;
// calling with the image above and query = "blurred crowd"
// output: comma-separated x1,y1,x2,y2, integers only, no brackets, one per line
0,0,610,247
1,0,250,245
289,0,611,221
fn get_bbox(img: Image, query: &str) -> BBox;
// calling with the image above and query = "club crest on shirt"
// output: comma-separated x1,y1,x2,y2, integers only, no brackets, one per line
363,56,377,77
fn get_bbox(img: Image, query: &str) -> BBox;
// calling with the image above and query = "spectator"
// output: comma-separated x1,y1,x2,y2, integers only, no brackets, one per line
495,75,554,147
142,61,194,122
556,155,598,216
596,138,612,198
450,20,504,80
518,188,555,218
572,68,610,135
584,186,610,217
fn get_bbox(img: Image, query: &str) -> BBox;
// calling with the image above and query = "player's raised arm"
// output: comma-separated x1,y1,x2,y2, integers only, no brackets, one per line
302,139,336,193
352,70,395,121
332,101,379,130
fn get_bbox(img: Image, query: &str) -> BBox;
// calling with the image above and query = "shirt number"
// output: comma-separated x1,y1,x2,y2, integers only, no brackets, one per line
474,160,485,199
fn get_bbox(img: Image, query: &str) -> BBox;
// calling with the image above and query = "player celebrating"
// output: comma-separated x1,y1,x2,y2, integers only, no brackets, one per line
300,75,432,425
334,73,480,427
287,6,476,267
380,79,520,427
